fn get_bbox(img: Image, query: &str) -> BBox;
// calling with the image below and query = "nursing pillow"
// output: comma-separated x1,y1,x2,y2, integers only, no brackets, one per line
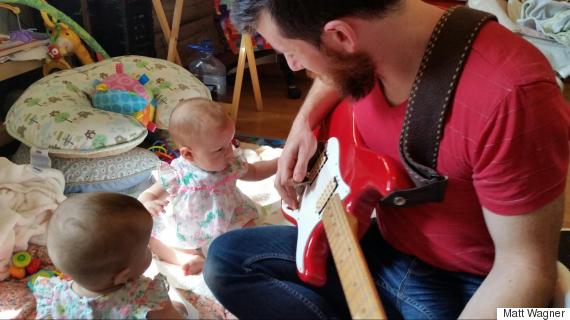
5,56,211,158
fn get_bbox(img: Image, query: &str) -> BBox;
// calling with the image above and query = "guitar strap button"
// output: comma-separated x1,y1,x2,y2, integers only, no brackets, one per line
394,197,406,206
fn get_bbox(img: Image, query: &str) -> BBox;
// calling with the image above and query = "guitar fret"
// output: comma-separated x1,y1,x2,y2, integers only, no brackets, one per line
316,178,338,215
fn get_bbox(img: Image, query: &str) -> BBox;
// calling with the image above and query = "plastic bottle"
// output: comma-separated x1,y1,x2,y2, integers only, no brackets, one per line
188,40,227,100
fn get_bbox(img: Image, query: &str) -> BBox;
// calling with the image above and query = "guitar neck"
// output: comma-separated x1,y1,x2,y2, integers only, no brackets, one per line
322,194,386,319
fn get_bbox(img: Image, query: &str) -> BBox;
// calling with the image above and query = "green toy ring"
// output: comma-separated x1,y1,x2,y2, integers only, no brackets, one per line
29,270,57,285
12,251,32,268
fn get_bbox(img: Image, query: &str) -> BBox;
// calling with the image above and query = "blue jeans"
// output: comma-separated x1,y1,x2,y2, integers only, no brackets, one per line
204,223,485,319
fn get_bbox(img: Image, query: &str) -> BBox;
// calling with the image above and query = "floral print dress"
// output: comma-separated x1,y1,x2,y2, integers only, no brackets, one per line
152,149,258,252
32,274,170,319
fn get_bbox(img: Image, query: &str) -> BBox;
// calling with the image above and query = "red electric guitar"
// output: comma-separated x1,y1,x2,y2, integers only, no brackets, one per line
282,99,413,318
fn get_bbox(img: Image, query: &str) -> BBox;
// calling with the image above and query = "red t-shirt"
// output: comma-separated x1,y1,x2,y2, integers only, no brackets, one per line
353,21,570,275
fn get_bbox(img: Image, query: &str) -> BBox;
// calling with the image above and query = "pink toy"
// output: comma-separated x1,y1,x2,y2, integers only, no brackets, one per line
92,63,157,131
103,64,150,101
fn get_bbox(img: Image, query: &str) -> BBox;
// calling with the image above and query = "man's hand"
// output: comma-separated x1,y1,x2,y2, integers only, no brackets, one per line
274,76,341,209
275,115,318,209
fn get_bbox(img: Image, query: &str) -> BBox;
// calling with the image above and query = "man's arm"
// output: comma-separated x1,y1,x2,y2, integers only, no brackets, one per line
275,77,341,208
459,195,564,318
295,77,342,130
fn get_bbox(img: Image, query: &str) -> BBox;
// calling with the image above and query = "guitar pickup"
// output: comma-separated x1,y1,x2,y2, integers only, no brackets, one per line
316,177,339,215
305,143,327,186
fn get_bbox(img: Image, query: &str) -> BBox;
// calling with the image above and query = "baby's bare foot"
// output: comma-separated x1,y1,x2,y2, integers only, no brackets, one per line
172,301,188,317
181,255,205,275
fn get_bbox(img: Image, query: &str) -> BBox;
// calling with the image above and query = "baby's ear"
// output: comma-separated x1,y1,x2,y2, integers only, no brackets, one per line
113,267,131,285
179,147,194,162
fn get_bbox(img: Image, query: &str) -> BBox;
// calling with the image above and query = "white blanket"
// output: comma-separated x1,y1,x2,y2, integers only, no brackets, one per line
0,157,65,280
517,0,570,47
468,0,522,32
468,0,570,79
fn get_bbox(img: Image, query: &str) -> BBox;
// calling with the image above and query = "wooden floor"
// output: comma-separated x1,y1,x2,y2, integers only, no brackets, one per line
222,64,312,140
229,65,570,228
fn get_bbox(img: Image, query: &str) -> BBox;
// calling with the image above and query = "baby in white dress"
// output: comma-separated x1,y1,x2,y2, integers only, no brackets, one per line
139,98,277,275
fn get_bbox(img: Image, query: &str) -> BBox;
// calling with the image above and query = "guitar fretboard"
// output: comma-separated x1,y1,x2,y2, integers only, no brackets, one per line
322,194,386,319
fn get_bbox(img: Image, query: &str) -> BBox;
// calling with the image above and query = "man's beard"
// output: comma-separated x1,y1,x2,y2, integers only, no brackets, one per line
318,46,377,100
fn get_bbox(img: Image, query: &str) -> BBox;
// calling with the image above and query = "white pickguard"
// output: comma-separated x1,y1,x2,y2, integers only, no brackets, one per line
282,137,350,274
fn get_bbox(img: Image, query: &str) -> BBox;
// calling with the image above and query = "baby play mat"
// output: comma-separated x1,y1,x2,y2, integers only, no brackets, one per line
5,56,210,158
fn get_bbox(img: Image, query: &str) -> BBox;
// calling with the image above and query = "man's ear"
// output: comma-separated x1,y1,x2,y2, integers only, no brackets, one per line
322,19,358,53
113,267,131,285
179,147,194,162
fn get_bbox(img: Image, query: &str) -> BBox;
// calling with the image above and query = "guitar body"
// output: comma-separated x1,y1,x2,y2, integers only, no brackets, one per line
282,99,412,287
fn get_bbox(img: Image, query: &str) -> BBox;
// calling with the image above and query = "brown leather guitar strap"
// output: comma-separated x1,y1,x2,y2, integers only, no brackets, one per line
380,6,496,208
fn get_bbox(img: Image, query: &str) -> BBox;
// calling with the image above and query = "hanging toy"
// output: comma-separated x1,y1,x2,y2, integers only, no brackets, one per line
41,6,94,65
42,14,72,73
47,43,61,59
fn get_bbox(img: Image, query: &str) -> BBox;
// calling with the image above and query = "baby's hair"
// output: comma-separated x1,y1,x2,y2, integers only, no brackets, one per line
168,97,232,148
47,192,152,287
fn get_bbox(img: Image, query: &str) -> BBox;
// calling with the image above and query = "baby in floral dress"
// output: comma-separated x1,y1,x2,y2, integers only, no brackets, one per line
138,98,278,275
32,192,186,319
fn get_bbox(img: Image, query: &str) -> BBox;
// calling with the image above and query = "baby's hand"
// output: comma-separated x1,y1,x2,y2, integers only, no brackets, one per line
142,198,169,217
181,254,205,275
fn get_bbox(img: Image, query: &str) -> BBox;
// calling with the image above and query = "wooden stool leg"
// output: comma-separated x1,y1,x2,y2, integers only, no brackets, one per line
228,35,249,122
244,35,263,112
225,35,264,122
167,0,184,63
152,0,182,65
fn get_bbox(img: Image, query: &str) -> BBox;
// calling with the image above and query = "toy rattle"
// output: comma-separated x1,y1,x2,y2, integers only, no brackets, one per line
9,251,41,279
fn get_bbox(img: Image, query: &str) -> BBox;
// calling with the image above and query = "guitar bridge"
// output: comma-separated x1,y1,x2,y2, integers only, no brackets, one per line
306,143,327,186
316,177,339,215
